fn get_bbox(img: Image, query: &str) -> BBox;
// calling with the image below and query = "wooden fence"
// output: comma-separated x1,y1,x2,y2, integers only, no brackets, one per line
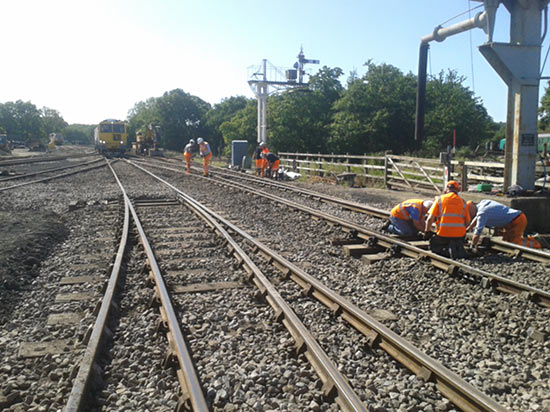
279,152,548,193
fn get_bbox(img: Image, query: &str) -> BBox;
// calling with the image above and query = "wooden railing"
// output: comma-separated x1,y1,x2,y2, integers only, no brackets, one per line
279,152,549,193
279,152,444,192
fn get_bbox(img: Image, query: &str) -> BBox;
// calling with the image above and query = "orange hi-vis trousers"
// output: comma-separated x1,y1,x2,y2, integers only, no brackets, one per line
184,152,191,174
202,152,212,176
256,158,263,175
503,213,542,249
270,160,280,174
260,159,268,177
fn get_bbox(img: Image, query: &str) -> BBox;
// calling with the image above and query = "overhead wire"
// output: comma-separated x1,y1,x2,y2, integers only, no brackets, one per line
540,6,550,76
439,3,483,27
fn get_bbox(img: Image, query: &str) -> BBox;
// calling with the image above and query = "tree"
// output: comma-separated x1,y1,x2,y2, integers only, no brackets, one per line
219,100,257,156
0,100,43,143
127,89,211,152
41,107,68,136
330,62,417,154
268,66,344,153
423,70,495,155
127,97,160,143
539,80,550,131
204,96,250,155
63,124,94,145
154,89,211,152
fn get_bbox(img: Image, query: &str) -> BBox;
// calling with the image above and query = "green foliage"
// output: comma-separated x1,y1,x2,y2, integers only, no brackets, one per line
0,100,44,143
63,124,94,144
219,100,257,156
539,80,550,131
0,62,500,159
40,107,68,136
204,96,250,155
127,89,212,152
330,62,417,154
423,70,494,155
268,66,344,153
127,97,160,142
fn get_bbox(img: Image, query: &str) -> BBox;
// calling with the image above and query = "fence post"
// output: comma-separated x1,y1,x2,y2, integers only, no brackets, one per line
384,151,390,189
346,153,351,173
318,152,323,177
460,161,468,191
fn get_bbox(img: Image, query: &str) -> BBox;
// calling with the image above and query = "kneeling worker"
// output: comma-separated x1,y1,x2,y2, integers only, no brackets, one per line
253,143,266,176
424,180,471,259
466,200,541,249
261,151,280,179
386,199,433,236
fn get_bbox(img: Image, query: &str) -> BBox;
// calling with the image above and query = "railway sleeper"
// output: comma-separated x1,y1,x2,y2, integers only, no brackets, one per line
342,243,384,257
361,252,392,265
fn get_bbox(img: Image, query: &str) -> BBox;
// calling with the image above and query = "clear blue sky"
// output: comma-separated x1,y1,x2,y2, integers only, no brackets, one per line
1,0,547,125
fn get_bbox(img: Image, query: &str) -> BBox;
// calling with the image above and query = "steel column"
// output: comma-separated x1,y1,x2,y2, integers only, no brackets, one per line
479,0,546,190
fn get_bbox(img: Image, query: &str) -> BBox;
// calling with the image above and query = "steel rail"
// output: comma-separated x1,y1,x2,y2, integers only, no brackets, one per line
65,160,130,412
133,160,550,308
129,161,368,411
110,167,210,411
0,158,103,182
0,152,95,167
129,160,508,412
205,164,550,265
486,237,550,264
207,164,390,218
0,161,109,192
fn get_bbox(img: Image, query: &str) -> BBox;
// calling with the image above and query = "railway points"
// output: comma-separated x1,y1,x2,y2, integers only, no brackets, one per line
0,151,548,412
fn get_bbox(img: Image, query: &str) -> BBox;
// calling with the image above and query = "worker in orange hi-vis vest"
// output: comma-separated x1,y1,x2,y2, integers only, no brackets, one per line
261,151,281,179
386,199,433,237
197,137,212,177
466,200,542,249
253,143,266,176
260,145,270,177
183,139,195,174
424,180,471,259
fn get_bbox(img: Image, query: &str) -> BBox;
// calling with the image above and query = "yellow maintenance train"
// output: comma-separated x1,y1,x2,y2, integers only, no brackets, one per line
94,119,127,156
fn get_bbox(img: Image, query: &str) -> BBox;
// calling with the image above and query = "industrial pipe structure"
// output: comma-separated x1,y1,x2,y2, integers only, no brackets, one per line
415,0,548,191
415,9,493,143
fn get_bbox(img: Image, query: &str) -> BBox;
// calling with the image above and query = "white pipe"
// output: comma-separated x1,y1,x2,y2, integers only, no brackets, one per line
422,11,488,44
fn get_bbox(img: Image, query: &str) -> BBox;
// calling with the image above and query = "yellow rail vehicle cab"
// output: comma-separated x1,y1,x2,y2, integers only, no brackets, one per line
94,119,127,155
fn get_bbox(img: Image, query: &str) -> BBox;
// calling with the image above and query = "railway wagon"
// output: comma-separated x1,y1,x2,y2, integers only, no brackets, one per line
499,133,550,153
94,119,127,155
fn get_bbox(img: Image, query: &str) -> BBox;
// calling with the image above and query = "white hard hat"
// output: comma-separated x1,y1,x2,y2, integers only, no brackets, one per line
197,137,204,144
189,139,195,144
422,200,433,210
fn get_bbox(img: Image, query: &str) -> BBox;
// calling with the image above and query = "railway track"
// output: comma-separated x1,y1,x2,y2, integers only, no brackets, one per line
2,156,547,411
133,158,550,308
0,158,109,192
0,152,95,167
0,194,124,411
117,161,508,411
205,163,550,265
120,159,549,410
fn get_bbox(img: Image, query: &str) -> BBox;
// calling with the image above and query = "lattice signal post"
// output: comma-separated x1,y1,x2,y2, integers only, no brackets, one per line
248,49,319,144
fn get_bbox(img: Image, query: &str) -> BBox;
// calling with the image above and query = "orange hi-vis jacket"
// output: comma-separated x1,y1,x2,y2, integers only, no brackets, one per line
429,192,470,237
390,199,424,221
